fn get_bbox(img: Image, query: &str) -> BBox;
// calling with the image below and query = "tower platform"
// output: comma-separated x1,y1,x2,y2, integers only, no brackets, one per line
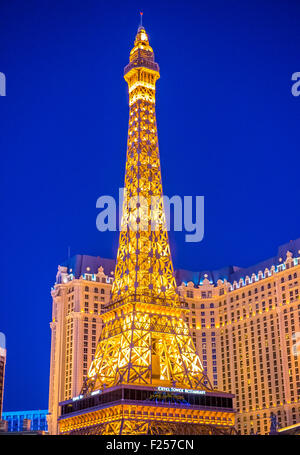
58,384,235,435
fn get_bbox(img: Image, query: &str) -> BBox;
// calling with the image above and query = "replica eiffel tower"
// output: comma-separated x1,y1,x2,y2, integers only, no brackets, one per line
58,20,236,435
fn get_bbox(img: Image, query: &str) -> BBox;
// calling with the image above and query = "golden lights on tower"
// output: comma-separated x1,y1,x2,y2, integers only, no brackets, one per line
85,24,210,395
58,21,236,435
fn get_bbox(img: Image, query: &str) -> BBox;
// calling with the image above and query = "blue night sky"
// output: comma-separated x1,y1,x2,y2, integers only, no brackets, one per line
0,0,299,411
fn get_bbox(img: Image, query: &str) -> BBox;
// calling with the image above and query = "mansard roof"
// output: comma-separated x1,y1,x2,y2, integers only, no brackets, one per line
58,237,300,287
176,237,300,286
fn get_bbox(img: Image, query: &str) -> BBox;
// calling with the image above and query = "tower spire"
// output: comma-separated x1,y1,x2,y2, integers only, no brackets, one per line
140,11,143,27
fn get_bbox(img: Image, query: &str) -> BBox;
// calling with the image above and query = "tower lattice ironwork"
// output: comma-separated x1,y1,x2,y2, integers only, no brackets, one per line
85,25,210,395
58,23,236,436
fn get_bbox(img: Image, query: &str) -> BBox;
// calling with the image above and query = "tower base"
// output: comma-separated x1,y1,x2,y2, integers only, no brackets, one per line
63,419,236,435
59,385,236,435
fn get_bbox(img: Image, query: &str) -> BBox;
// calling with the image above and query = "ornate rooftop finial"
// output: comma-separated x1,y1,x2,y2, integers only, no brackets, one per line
97,265,104,274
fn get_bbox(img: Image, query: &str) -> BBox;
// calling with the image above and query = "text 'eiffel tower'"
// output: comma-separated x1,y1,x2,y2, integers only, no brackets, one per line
58,23,236,435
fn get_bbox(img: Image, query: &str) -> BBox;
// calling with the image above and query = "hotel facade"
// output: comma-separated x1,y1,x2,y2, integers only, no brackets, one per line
176,238,300,435
48,237,300,434
47,256,114,435
2,409,48,433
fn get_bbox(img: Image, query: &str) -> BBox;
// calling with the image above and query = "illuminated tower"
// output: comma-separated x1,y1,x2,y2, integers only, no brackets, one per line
58,22,235,435
86,25,208,393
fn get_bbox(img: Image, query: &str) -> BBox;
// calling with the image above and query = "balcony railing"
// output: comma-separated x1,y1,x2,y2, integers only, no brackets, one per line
124,59,159,75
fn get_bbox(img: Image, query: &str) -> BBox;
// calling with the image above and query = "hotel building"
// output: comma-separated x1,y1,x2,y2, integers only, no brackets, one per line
176,238,300,434
2,409,48,433
47,255,114,435
48,238,300,434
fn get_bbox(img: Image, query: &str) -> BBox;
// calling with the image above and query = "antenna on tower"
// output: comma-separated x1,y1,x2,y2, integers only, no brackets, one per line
140,11,143,27
68,246,71,259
